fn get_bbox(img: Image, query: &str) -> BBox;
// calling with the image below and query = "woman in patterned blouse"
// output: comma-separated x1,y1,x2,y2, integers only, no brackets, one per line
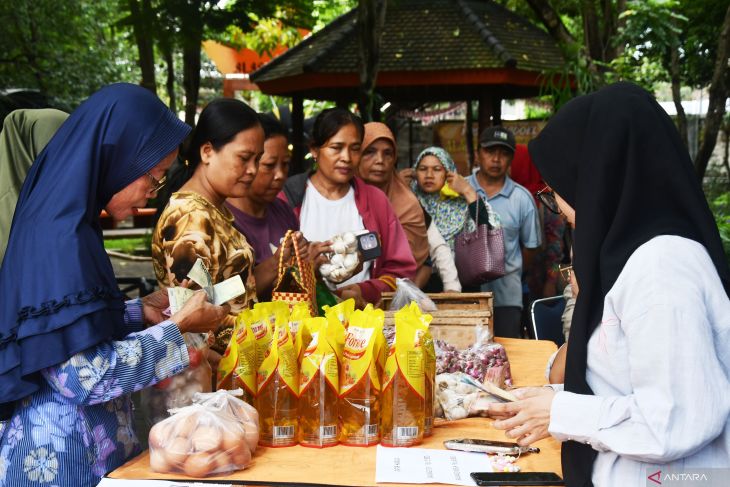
152,98,263,353
0,84,229,486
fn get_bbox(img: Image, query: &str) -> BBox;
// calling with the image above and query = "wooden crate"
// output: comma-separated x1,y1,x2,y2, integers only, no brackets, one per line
379,292,493,312
383,309,492,349
379,292,494,339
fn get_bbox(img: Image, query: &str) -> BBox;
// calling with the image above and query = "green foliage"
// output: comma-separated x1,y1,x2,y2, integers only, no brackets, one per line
0,0,137,109
708,192,730,265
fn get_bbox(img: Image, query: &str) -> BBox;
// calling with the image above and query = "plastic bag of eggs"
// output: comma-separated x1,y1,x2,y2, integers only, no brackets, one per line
148,397,258,477
142,333,212,425
319,232,360,283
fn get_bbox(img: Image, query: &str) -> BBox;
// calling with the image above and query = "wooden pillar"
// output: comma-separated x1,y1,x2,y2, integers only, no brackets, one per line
291,95,305,175
465,100,475,174
492,96,502,126
477,94,493,139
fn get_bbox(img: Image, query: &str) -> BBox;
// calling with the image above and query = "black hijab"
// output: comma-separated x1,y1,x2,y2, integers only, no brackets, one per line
528,82,730,486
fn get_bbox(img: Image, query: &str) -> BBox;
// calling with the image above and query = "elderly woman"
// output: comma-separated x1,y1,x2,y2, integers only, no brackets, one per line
0,84,228,486
357,123,429,270
152,98,264,353
0,108,68,263
280,108,416,308
489,83,730,486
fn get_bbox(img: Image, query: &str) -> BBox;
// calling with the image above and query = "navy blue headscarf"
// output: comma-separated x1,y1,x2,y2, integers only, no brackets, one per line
0,83,190,418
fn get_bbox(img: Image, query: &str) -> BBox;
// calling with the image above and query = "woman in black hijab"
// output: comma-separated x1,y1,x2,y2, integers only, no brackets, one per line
489,82,730,486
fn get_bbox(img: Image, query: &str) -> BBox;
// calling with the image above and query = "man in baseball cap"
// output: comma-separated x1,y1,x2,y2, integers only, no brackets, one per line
478,126,516,152
466,126,541,338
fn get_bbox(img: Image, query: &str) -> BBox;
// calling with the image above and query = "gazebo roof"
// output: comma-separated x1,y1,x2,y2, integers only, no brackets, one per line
251,0,565,102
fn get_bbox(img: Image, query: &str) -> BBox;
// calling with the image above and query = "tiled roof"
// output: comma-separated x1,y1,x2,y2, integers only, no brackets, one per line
252,0,564,83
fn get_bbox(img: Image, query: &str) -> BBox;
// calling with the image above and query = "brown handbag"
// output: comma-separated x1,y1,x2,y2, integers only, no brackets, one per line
454,200,506,287
271,230,317,315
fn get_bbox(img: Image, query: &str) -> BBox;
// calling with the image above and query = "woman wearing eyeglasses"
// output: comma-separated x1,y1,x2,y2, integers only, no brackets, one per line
0,84,229,487
490,82,730,486
152,98,262,354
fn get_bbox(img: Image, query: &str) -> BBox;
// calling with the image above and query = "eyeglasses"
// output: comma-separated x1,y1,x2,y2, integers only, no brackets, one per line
536,186,561,214
146,172,167,194
558,264,573,282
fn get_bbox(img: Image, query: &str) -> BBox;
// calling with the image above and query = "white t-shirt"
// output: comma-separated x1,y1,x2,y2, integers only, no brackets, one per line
299,180,371,288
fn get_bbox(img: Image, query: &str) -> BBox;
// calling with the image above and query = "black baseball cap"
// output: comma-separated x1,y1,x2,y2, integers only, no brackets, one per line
479,126,516,152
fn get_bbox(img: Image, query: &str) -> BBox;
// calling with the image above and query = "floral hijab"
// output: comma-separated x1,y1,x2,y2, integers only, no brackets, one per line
410,147,473,248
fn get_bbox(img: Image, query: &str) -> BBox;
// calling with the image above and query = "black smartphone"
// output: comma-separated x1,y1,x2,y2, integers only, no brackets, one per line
357,231,382,261
470,472,564,486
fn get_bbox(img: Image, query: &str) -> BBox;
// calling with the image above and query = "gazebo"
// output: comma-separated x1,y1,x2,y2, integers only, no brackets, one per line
251,0,565,172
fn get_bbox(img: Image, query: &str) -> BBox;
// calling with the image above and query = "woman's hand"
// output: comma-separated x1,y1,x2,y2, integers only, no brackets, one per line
399,167,414,186
170,290,230,334
309,240,333,269
141,289,170,325
336,284,367,309
446,172,477,203
489,387,556,446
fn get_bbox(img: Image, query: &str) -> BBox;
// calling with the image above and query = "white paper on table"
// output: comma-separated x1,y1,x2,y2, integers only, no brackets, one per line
97,478,235,487
375,445,492,486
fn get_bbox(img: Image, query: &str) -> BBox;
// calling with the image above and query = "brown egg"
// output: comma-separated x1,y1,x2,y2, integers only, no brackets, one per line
191,426,222,452
148,422,171,449
213,451,233,473
149,449,171,473
183,452,213,477
242,421,259,453
221,427,242,453
165,436,191,466
231,443,252,468
174,413,199,438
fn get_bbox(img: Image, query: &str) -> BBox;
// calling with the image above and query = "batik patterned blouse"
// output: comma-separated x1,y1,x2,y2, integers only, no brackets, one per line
152,192,257,350
0,300,189,487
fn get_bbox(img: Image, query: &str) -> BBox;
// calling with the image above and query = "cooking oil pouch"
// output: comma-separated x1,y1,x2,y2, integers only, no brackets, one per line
408,302,435,436
339,307,383,446
233,310,257,404
216,314,240,391
299,317,339,447
256,316,299,446
290,302,312,361
250,305,273,370
381,305,425,447
323,298,355,329
325,310,346,365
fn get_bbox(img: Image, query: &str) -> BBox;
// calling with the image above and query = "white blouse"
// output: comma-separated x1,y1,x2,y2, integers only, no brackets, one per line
549,236,730,485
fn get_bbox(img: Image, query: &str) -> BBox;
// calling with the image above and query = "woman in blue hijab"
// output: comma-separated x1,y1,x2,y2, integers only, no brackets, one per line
0,84,230,486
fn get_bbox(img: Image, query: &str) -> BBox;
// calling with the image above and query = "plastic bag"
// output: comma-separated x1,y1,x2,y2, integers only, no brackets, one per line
434,324,512,387
148,389,258,477
143,333,213,425
434,372,502,420
389,278,437,312
319,231,360,284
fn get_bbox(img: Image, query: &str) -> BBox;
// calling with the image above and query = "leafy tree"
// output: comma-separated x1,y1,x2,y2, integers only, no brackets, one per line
0,0,136,109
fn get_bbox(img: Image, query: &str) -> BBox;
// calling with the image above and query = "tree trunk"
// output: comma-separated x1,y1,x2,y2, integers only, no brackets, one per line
181,0,202,127
582,0,603,62
524,0,576,46
128,0,156,93
357,0,387,122
694,4,730,181
670,46,688,148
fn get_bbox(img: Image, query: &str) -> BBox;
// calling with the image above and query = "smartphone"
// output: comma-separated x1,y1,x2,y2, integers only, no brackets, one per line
444,438,539,455
470,472,564,486
357,231,382,261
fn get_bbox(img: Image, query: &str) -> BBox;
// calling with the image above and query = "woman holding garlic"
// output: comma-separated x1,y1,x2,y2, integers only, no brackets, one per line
280,108,416,308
